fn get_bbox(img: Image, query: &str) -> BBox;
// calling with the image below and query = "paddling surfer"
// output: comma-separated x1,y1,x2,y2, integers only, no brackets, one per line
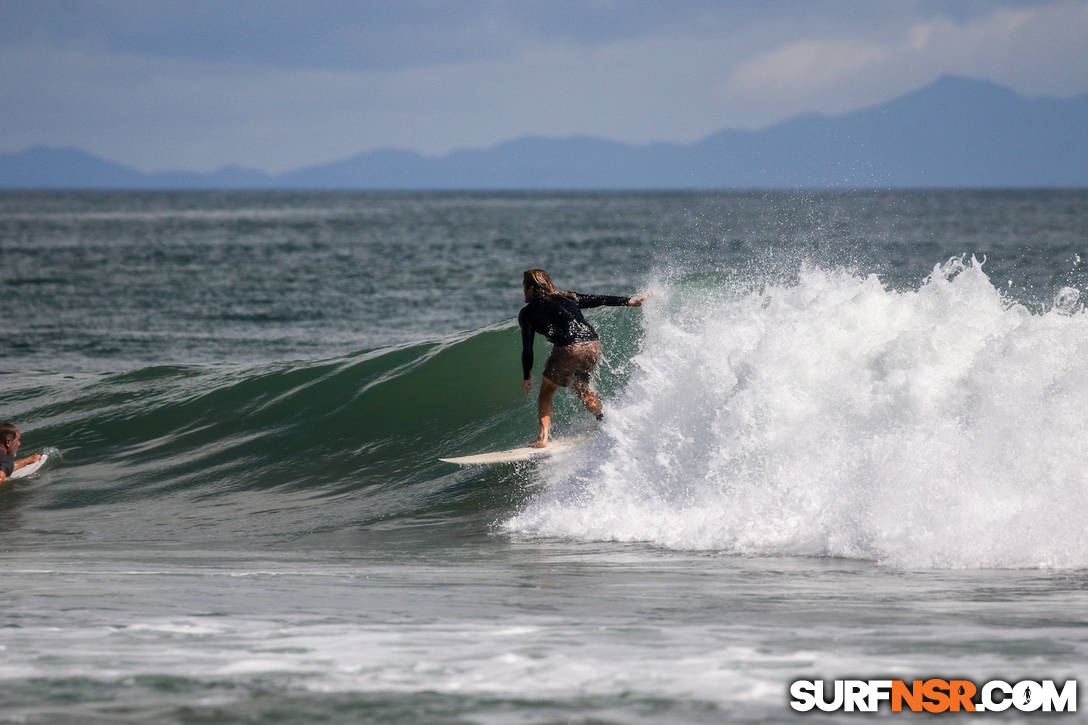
0,423,41,486
518,269,648,448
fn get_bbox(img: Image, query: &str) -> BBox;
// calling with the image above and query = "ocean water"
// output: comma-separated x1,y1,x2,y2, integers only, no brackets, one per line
1,190,1087,723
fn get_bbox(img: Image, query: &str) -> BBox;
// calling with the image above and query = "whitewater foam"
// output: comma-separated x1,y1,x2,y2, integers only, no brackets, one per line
507,258,1088,568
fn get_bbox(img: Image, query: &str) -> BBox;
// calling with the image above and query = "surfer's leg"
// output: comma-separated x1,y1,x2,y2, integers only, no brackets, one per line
570,341,604,421
531,377,560,448
571,381,603,419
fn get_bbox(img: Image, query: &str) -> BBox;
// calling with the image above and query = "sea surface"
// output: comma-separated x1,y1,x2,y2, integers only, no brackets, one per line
1,190,1087,723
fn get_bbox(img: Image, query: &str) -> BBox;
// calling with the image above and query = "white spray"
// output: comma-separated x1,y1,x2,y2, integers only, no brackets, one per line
506,258,1088,568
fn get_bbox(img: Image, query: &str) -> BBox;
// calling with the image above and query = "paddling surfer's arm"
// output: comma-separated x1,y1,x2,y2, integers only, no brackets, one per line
1,454,42,484
14,454,42,471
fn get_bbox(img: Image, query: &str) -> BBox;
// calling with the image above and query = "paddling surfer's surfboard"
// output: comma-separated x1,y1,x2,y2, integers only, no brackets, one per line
9,450,52,480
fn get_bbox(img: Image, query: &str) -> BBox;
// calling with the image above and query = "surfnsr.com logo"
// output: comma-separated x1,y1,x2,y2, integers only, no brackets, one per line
789,679,1077,713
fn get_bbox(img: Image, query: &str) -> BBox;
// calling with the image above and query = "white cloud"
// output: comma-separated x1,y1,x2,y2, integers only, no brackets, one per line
726,38,889,96
721,0,1088,120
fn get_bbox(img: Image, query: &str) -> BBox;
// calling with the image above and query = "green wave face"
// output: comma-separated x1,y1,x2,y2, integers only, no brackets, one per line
6,309,642,544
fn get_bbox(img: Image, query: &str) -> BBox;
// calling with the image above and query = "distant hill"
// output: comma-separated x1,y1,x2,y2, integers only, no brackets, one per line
0,146,274,189
2,76,1086,189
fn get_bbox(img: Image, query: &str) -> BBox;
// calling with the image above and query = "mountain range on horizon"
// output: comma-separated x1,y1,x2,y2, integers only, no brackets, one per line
3,76,1086,190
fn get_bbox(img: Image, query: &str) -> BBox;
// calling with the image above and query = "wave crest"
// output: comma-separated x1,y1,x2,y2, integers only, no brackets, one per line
507,258,1088,569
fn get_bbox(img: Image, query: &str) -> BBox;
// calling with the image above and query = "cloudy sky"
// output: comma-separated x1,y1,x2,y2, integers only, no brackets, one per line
3,0,1086,173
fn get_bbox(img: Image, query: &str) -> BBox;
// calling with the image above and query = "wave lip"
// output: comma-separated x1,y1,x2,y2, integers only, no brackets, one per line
507,258,1088,569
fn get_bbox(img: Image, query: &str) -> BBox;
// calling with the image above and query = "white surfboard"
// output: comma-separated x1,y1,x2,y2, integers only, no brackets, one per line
440,438,583,465
9,451,52,480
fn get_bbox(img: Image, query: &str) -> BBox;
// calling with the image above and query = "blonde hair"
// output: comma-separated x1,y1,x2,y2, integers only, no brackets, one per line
522,269,576,302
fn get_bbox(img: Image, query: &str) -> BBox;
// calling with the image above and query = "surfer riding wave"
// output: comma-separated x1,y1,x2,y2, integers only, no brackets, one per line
518,269,649,448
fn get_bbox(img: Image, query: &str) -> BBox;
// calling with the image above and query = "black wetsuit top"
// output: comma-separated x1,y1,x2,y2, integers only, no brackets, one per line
518,293,629,380
0,452,13,478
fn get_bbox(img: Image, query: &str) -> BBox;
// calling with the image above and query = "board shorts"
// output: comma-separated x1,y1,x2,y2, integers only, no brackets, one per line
543,340,602,388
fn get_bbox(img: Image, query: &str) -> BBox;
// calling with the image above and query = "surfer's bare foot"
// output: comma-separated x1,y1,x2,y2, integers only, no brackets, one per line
529,439,548,448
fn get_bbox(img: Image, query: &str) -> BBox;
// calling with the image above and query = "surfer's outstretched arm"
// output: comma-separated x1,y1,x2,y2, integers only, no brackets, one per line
574,291,651,308
573,293,630,309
